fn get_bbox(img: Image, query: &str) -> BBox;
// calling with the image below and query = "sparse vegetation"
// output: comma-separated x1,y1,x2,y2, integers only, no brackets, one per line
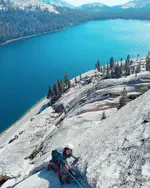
101,111,106,120
48,51,148,106
47,72,71,103
118,87,128,109
96,60,101,72
47,86,54,99
146,55,150,71
80,74,82,80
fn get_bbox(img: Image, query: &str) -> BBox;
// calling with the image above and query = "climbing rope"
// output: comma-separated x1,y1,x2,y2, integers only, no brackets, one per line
63,166,84,188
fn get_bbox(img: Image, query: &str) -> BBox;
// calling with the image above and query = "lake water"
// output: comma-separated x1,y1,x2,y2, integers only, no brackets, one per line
0,19,150,133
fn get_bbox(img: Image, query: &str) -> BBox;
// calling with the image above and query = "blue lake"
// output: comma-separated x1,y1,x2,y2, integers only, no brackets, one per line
0,19,150,132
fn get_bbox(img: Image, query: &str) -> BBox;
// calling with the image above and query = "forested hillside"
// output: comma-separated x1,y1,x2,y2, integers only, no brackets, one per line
92,8,150,21
0,5,150,44
0,7,92,44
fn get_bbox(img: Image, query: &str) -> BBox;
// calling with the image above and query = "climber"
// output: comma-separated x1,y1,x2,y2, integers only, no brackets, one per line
48,143,79,185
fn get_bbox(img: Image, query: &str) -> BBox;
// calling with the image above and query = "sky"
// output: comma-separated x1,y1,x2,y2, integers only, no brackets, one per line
65,0,130,6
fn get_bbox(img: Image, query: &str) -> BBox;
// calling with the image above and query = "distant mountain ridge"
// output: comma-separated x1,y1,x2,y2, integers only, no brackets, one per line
2,0,150,12
119,0,150,9
78,0,150,12
40,0,74,8
1,0,150,45
0,0,58,12
0,0,74,11
78,2,110,12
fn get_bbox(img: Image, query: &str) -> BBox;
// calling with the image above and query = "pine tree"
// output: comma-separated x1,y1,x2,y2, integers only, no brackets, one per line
103,65,106,74
125,59,130,76
119,87,128,109
111,69,114,78
127,54,130,61
106,63,110,78
64,73,71,88
57,79,64,94
96,60,100,72
102,66,105,74
100,66,103,73
146,55,150,71
60,79,63,86
136,62,141,73
114,63,121,78
95,60,101,72
61,79,65,90
53,82,60,96
120,58,123,62
110,57,114,70
120,62,123,76
60,79,65,92
101,111,106,120
80,74,82,80
47,85,54,99
75,77,77,84
53,83,56,96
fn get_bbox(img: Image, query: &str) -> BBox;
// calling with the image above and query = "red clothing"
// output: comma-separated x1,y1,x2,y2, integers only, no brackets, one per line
49,161,71,183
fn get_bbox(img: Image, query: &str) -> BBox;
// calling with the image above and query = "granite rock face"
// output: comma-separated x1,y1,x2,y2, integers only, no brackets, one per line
1,71,150,188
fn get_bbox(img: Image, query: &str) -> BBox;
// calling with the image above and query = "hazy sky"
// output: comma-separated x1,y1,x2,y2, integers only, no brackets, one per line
65,0,129,6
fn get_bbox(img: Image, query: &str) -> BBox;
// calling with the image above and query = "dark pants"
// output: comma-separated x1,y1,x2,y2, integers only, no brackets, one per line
49,161,71,183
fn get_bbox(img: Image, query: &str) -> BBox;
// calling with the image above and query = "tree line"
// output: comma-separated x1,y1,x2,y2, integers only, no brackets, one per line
95,52,150,109
47,52,150,107
0,6,92,44
47,52,150,101
47,73,71,101
95,53,150,79
1,4,150,44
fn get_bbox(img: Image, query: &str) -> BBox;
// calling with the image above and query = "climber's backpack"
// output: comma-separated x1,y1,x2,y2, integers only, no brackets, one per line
51,149,61,162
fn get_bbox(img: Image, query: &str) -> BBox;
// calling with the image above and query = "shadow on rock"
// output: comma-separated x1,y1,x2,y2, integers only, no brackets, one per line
38,169,60,188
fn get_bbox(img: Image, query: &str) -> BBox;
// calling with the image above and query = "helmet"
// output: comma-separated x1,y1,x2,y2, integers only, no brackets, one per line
65,143,74,150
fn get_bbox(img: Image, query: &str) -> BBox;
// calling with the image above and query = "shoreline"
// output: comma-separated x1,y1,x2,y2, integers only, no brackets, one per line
1,34,42,46
0,28,66,46
0,21,87,46
0,21,88,137
1,18,150,46
0,56,146,137
0,97,48,139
